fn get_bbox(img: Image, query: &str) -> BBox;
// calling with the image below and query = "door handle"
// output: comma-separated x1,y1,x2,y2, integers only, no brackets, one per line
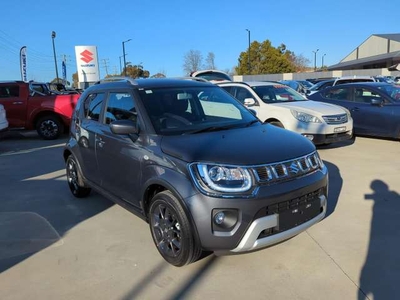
351,107,360,112
13,101,24,105
96,137,105,148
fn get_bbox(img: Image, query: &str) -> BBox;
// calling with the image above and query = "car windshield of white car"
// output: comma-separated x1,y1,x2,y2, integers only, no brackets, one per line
252,85,306,103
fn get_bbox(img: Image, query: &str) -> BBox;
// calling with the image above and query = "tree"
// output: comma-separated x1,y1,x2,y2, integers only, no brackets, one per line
204,52,216,70
236,40,296,75
123,64,150,78
72,72,79,88
183,50,203,75
286,51,311,72
151,73,166,78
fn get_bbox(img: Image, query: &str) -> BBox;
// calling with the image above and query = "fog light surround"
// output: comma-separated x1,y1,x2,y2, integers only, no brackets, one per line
212,209,239,233
302,134,314,141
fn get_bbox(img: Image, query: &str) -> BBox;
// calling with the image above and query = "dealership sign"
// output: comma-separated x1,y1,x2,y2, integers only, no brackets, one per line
75,46,100,82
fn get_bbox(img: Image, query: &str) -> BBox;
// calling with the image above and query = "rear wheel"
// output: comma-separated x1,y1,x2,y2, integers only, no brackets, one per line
149,191,202,267
66,155,91,198
36,115,64,140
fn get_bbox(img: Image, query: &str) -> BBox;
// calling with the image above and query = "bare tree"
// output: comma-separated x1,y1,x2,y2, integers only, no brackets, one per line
204,52,216,69
183,50,203,75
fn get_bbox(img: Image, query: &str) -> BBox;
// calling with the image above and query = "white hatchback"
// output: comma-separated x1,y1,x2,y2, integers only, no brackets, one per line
218,81,353,145
0,104,8,132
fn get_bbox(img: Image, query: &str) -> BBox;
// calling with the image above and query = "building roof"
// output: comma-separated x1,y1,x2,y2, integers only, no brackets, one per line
374,34,400,42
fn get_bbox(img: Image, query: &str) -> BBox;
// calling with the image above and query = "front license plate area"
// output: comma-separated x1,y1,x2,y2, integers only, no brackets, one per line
278,197,321,231
334,126,346,133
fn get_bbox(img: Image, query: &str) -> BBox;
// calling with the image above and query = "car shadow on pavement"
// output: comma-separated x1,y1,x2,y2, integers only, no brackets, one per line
0,138,114,273
323,160,342,218
358,180,400,300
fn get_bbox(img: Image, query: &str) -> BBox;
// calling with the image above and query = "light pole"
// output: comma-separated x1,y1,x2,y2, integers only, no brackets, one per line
51,31,59,83
245,29,251,73
312,49,319,71
122,39,132,76
119,55,124,74
321,53,326,69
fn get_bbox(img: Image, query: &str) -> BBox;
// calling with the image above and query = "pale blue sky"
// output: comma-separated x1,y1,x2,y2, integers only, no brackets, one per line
0,0,398,82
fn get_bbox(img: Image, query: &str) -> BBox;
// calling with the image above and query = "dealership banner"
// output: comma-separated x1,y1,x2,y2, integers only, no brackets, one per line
75,45,100,83
62,60,66,84
20,46,27,81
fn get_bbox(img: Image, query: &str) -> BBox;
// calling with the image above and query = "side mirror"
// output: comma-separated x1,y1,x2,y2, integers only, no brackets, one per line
244,98,256,107
110,119,138,135
371,98,383,106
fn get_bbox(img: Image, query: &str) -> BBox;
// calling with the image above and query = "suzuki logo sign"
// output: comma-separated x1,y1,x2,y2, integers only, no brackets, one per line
80,50,94,63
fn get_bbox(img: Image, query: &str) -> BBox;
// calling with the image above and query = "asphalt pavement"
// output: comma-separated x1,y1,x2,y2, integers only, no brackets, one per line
0,131,399,300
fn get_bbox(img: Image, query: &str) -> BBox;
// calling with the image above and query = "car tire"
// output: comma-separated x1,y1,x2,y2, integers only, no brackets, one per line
269,121,284,128
66,155,91,198
149,191,202,267
36,115,64,140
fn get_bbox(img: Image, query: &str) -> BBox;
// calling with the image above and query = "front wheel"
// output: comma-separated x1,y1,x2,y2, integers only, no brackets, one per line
66,155,91,198
36,115,64,140
148,191,202,267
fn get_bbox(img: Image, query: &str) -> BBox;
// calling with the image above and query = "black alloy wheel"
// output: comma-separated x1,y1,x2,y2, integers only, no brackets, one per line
149,191,202,267
66,156,91,198
36,115,64,140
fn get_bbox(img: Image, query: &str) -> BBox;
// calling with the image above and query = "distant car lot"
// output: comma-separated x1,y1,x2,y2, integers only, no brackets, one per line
0,132,399,299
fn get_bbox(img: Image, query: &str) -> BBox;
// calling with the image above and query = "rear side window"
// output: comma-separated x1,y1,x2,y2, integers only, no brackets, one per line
323,88,351,101
84,93,105,121
0,85,19,98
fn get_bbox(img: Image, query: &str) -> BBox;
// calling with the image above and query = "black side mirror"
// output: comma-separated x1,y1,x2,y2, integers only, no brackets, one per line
110,120,138,135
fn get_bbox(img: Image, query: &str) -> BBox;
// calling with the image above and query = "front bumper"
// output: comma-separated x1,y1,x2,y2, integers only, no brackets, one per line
304,130,353,145
231,195,326,252
185,166,328,252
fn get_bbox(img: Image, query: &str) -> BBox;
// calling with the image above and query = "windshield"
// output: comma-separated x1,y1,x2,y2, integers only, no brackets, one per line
377,85,400,101
309,80,333,91
139,86,259,135
251,85,306,103
298,80,313,88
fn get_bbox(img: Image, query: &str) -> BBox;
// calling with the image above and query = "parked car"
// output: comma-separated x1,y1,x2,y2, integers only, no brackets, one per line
0,104,8,132
308,82,400,139
306,79,335,96
64,78,328,266
190,69,232,83
279,80,307,95
218,81,353,145
0,81,81,139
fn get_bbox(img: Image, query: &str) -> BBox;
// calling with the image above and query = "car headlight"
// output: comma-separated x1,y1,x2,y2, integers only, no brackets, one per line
291,110,321,123
190,163,253,195
343,108,352,119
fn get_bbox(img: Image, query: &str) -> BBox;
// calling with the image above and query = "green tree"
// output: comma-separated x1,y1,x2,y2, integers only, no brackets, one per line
236,40,296,75
123,64,150,78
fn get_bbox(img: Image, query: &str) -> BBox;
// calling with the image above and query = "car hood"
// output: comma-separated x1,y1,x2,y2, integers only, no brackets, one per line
160,124,315,165
273,100,346,116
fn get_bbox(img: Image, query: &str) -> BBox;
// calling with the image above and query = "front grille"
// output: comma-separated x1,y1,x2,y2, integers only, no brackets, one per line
322,113,348,124
253,152,322,184
257,189,323,239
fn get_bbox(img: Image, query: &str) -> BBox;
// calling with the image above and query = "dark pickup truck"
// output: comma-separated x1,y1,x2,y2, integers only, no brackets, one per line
0,81,80,139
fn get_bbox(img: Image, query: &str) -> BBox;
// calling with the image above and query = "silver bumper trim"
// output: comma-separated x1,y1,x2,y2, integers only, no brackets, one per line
231,195,327,252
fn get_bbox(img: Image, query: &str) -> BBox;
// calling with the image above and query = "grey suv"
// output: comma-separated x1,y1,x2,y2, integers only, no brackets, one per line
63,78,328,266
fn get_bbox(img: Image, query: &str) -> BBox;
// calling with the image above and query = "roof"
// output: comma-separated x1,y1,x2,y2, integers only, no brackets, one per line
328,51,400,70
374,34,400,42
92,78,214,90
218,81,281,87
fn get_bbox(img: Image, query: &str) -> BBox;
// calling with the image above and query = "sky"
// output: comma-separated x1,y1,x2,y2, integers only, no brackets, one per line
1,0,399,83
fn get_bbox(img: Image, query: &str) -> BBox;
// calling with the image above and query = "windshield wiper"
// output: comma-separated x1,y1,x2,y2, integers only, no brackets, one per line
185,124,239,134
245,120,260,127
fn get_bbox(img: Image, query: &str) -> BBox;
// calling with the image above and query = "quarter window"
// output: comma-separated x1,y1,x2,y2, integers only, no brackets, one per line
84,93,105,121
